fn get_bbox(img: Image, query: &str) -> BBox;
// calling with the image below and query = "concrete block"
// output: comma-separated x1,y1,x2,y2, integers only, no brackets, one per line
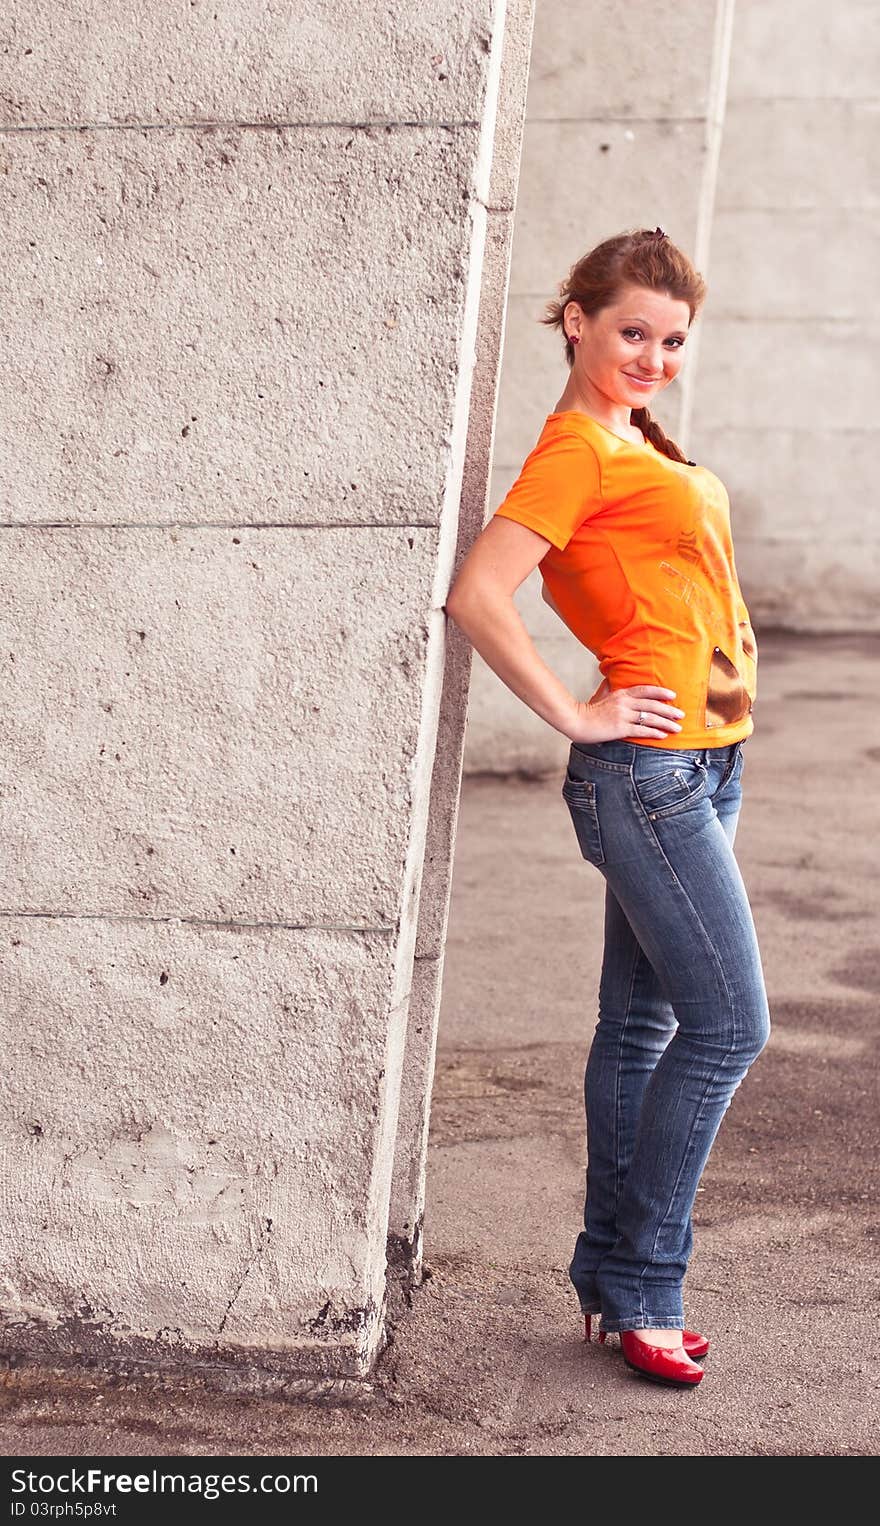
508,118,706,295
0,525,434,926
388,1,540,1268
528,0,719,119
486,1,536,212
0,918,397,1375
0,123,478,527
693,317,874,432
0,0,496,127
409,218,523,964
727,0,879,101
387,946,442,1265
717,100,879,210
0,0,538,1384
706,208,880,319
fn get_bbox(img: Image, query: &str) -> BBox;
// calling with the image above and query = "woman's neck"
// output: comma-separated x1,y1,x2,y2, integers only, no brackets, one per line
553,384,645,440
553,398,646,447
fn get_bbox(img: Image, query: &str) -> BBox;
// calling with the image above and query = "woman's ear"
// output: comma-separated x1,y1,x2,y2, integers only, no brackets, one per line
563,299,583,333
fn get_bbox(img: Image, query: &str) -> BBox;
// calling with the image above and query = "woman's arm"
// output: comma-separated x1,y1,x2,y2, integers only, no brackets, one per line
445,518,679,743
445,518,581,739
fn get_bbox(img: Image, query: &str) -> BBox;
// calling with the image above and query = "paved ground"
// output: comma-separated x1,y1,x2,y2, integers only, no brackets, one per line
1,632,878,1456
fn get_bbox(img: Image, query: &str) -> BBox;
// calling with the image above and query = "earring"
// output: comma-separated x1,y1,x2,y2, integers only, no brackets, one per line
569,333,580,345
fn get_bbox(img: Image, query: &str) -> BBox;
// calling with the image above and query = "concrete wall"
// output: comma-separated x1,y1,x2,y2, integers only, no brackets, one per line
388,6,536,1280
464,0,877,774
0,1,534,1382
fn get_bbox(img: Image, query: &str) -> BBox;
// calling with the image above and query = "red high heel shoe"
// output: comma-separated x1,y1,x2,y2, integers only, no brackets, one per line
619,1329,704,1386
584,1314,709,1361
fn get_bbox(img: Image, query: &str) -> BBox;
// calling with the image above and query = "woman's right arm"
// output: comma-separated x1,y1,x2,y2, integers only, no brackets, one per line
445,518,582,739
444,518,683,744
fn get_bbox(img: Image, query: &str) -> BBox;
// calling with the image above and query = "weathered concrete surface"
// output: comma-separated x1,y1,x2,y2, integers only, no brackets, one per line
0,1,496,127
0,0,534,1379
0,123,477,528
388,0,537,1269
0,527,432,920
1,632,876,1454
0,520,430,1376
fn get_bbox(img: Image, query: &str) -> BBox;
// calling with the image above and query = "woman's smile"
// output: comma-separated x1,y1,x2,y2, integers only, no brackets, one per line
624,372,661,389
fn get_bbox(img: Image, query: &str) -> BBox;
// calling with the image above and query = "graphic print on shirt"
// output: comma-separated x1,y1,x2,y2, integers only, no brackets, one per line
675,527,702,566
661,487,758,729
705,642,752,727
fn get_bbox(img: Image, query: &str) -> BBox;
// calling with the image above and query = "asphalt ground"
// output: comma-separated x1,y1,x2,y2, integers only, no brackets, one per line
1,632,877,1456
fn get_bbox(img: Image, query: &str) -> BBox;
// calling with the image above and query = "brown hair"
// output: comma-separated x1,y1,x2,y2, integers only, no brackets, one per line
540,227,707,464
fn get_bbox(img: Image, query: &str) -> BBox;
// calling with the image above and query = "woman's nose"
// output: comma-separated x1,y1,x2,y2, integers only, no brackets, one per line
639,344,664,373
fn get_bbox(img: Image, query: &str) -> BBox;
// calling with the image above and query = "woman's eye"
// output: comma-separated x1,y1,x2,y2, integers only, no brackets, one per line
622,327,684,348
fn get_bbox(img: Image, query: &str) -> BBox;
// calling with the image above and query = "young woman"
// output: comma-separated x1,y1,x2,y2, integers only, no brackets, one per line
444,227,770,1389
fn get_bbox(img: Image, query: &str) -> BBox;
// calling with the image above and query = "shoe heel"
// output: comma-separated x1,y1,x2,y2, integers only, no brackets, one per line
584,1314,611,1346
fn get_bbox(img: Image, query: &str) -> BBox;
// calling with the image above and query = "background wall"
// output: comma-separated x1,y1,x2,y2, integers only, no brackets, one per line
464,0,878,774
690,0,879,629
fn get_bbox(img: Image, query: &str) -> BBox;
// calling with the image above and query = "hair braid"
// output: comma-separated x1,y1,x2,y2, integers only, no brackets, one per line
630,406,690,465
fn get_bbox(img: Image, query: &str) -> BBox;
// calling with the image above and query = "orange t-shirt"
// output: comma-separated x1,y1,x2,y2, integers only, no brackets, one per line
492,410,757,749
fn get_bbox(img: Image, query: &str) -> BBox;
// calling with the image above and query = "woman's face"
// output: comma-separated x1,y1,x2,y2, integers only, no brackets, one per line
570,283,693,409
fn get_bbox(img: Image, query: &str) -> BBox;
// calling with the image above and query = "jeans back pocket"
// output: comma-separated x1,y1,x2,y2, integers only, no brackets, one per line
562,770,606,865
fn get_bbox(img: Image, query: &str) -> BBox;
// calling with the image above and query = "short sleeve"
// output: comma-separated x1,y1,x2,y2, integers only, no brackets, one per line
491,429,603,551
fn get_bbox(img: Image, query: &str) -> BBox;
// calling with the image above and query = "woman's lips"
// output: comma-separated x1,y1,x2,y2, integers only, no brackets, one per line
624,373,661,387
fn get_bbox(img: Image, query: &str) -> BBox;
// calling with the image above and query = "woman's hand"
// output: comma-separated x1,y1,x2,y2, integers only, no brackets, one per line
569,684,685,743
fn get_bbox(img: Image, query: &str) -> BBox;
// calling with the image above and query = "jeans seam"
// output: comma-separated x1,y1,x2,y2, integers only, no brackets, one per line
637,766,709,822
646,1036,737,1268
613,941,642,1210
713,746,740,796
628,766,735,1012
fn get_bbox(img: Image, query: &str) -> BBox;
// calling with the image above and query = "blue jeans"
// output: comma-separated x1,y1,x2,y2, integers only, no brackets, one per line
562,737,770,1333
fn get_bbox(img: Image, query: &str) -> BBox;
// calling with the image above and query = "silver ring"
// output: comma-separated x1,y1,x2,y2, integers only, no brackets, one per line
637,711,645,725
